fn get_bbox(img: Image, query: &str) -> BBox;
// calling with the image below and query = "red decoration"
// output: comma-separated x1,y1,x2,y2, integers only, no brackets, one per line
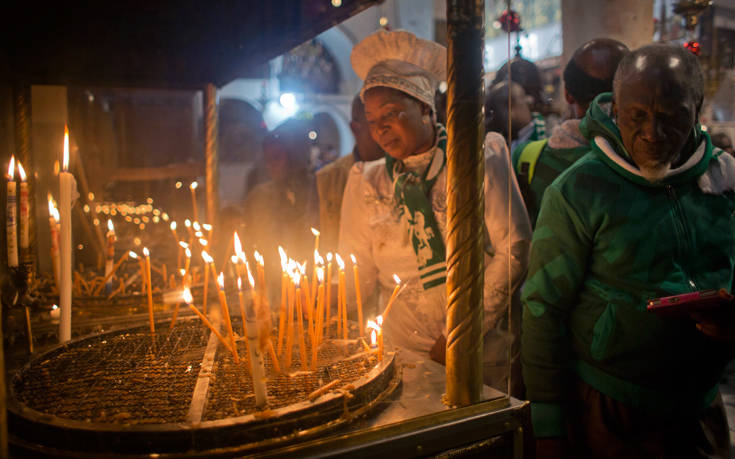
683,40,701,56
497,9,521,33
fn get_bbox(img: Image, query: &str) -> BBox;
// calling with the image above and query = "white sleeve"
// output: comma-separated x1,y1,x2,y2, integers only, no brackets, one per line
338,164,380,316
482,132,532,333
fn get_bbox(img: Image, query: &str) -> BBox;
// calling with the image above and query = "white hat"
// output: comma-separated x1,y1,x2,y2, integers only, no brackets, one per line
351,30,447,110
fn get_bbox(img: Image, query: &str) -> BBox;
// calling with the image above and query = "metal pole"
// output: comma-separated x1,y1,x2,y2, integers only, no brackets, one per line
203,84,220,238
445,0,485,406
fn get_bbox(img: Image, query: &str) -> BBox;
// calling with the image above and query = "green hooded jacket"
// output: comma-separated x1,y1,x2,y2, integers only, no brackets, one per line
521,92,735,437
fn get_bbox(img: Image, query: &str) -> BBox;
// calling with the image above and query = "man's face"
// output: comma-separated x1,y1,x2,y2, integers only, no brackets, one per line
614,69,697,180
364,87,433,160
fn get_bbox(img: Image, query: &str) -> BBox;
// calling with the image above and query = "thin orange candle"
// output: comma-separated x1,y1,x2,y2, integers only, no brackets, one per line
377,315,384,361
189,181,199,221
325,253,333,339
143,247,155,333
236,277,251,357
284,261,296,368
201,250,217,315
217,272,239,363
311,267,325,369
382,274,402,319
300,263,315,348
351,254,364,337
310,228,319,306
294,271,308,369
277,246,288,355
335,254,347,339
184,287,235,356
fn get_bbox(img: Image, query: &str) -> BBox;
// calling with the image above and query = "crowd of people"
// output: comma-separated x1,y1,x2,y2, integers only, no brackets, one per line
232,29,735,458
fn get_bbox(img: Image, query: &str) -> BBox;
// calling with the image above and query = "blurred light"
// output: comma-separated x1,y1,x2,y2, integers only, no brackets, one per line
379,16,389,27
77,244,84,250
88,192,95,201
438,81,447,94
133,237,142,246
308,130,318,140
332,0,342,6
175,181,183,189
279,92,297,111
146,197,153,204
83,204,90,213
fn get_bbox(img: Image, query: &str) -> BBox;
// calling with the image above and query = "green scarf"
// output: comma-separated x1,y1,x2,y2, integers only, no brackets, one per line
385,124,447,290
529,112,546,141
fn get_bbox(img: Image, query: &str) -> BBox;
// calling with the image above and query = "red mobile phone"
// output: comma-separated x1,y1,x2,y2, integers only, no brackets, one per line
646,289,733,318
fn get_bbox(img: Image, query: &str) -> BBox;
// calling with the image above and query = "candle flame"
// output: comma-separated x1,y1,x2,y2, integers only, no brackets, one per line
246,262,256,288
350,254,357,264
317,266,325,282
192,221,201,231
335,253,345,270
185,247,191,258
107,219,114,232
254,250,264,266
393,274,401,285
237,277,242,291
377,314,383,326
16,161,26,181
195,231,203,238
170,221,177,231
184,219,191,228
128,251,138,259
143,247,150,257
199,238,208,246
63,125,69,171
179,241,189,249
233,232,243,257
217,272,224,289
201,250,213,264
311,227,320,237
230,255,238,264
293,270,301,286
278,246,287,271
7,155,14,179
182,287,193,304
202,223,212,231
314,249,320,264
48,194,60,221
327,252,333,262
366,319,379,331
371,329,377,346
179,268,186,276
190,181,198,190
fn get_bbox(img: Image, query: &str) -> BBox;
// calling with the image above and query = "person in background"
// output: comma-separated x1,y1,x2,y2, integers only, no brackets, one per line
341,30,531,395
512,38,628,226
243,119,318,300
316,96,384,253
522,44,735,458
484,80,537,151
711,131,734,155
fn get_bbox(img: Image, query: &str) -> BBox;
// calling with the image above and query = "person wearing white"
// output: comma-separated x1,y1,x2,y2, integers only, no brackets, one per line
339,30,532,394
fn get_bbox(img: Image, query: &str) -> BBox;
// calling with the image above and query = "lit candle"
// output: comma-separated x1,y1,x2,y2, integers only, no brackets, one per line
311,266,325,369
202,223,213,242
104,219,116,294
201,250,217,315
253,250,265,299
169,221,178,242
367,318,383,361
244,269,268,408
59,127,76,343
233,232,246,280
299,263,315,349
143,247,155,333
217,272,239,363
47,195,60,292
383,274,402,319
6,155,18,268
335,254,347,339
284,261,296,369
93,251,129,296
294,271,308,369
310,228,320,307
377,315,384,361
189,181,199,221
17,160,29,254
325,252,333,340
236,277,249,352
351,254,364,337
276,246,288,355
184,218,193,243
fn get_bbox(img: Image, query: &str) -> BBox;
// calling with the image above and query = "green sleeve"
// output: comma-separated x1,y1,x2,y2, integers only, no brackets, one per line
521,184,592,436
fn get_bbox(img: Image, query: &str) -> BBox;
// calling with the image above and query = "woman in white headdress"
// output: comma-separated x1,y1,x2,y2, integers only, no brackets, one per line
339,30,531,394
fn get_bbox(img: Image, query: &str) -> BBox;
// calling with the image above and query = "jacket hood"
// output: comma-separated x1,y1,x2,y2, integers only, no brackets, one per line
579,92,713,187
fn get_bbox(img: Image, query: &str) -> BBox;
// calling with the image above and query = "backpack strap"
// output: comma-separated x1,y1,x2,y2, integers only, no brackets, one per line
515,139,548,185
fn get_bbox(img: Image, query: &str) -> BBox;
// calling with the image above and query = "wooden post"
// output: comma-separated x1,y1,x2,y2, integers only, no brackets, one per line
445,0,485,406
203,84,219,238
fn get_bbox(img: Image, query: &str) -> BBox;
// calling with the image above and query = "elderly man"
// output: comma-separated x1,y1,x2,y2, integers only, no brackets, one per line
522,44,735,458
316,96,384,252
512,38,628,226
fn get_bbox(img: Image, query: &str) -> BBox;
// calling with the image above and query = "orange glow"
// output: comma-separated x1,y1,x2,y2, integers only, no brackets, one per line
63,125,70,171
7,155,14,179
16,161,26,181
217,272,225,289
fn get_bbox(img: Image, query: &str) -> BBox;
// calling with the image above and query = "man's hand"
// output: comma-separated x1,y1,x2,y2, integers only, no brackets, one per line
429,334,446,365
690,307,735,341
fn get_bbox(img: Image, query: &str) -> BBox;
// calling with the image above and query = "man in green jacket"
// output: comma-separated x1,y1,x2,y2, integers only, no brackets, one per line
512,38,628,227
522,44,735,458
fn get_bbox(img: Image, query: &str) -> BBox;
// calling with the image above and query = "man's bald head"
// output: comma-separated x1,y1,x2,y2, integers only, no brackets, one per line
613,44,704,114
563,38,629,117
612,44,704,181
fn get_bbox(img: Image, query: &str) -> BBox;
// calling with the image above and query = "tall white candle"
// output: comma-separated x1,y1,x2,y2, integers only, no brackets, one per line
47,195,60,292
104,219,115,293
6,156,18,268
59,126,75,343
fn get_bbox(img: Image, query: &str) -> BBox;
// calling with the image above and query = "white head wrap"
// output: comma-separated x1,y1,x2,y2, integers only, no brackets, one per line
351,30,447,111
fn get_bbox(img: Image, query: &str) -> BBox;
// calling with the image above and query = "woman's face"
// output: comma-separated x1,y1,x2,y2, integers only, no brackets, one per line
363,87,435,160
